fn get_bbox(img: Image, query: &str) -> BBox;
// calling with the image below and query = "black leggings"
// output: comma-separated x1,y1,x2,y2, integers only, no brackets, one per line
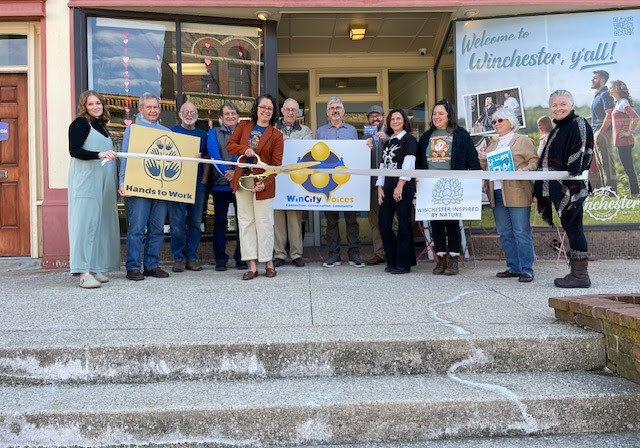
617,145,639,195
431,220,461,254
559,205,588,252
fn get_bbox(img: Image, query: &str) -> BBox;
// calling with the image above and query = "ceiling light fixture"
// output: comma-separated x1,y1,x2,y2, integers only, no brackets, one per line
349,25,366,41
256,11,269,21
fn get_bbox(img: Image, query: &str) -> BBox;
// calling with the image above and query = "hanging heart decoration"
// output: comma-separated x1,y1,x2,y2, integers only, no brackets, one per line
124,119,132,127
122,56,129,65
204,58,211,66
123,38,128,45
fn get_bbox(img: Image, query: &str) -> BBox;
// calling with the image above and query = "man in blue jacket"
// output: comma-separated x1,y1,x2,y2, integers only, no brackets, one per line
118,92,170,281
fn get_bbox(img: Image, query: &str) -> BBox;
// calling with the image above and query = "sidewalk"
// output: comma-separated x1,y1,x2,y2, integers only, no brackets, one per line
1,257,637,349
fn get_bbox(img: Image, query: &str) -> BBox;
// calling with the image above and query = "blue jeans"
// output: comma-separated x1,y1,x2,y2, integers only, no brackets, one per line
167,183,207,261
492,190,535,276
125,196,167,271
212,190,242,265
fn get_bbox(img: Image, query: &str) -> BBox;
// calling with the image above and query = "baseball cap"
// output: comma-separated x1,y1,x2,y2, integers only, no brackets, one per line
366,105,384,116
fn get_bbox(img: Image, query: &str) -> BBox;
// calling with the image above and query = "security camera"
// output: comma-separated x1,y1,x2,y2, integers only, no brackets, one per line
418,48,427,56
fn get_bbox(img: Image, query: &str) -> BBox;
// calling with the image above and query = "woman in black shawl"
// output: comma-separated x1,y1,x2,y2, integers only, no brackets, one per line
534,90,594,288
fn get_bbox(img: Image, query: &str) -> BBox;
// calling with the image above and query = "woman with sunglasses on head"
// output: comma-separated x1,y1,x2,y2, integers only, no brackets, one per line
478,108,539,283
417,99,481,276
226,94,283,280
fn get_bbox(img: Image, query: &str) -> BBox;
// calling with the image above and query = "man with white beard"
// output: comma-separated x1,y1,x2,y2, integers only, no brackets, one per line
167,101,208,272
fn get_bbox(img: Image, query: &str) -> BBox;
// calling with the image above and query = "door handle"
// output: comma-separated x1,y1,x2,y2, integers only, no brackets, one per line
0,170,7,179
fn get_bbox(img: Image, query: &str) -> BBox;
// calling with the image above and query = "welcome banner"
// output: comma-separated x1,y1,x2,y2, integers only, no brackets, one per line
122,125,201,204
274,140,370,211
456,9,640,225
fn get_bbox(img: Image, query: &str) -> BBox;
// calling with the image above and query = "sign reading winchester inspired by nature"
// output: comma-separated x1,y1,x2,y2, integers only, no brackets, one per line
274,140,370,211
415,178,482,221
123,125,200,204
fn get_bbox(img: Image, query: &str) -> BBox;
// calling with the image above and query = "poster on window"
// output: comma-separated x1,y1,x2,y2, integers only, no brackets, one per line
456,9,640,225
274,140,370,211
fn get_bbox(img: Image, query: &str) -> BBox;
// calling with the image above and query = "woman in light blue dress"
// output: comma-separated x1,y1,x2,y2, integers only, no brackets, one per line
68,90,121,288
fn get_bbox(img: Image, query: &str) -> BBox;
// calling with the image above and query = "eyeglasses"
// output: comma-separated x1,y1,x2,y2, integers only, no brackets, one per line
283,108,298,113
491,118,505,125
182,110,198,116
328,106,343,111
258,105,274,112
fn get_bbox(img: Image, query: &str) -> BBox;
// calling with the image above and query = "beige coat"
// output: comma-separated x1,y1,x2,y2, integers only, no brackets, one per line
481,133,539,208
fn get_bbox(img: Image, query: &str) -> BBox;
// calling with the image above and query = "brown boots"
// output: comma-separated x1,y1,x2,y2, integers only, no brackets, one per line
433,254,460,275
554,250,591,288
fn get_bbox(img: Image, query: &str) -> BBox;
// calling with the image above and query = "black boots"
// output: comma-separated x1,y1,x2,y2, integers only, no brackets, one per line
554,250,591,288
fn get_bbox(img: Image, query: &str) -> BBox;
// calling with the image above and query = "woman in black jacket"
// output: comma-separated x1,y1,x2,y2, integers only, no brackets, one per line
417,99,481,275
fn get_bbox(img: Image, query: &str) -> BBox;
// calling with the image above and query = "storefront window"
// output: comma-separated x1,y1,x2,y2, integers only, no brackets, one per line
388,71,428,136
87,17,178,145
278,72,310,127
179,22,262,126
0,35,27,66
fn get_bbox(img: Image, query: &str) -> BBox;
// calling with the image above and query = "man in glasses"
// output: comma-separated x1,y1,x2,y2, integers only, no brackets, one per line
315,97,364,268
167,101,208,273
273,98,312,267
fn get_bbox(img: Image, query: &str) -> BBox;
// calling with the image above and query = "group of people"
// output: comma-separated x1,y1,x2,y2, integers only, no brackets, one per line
587,70,639,195
67,87,595,290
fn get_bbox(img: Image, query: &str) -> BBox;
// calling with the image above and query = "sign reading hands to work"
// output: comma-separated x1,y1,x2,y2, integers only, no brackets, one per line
0,122,8,142
123,124,200,204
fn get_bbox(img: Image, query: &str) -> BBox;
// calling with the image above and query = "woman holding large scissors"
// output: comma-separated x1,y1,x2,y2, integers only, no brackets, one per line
226,94,283,280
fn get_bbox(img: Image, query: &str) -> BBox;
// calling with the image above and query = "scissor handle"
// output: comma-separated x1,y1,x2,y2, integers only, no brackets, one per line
237,152,267,167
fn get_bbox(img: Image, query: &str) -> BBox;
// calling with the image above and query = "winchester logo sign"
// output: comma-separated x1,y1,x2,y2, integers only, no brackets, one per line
415,178,482,221
584,187,640,222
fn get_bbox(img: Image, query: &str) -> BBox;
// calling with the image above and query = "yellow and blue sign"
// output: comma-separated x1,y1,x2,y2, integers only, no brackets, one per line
275,139,370,211
123,125,200,204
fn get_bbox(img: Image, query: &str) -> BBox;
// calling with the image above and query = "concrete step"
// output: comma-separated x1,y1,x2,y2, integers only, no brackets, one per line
0,328,604,384
2,370,640,447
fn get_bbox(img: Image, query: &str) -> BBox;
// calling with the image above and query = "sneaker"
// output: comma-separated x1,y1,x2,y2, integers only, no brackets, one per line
79,273,101,289
126,270,145,281
236,261,249,270
292,257,305,267
348,254,365,268
91,272,109,283
366,254,385,265
215,263,227,272
273,257,286,268
143,267,170,278
186,260,203,271
323,254,342,268
172,260,185,272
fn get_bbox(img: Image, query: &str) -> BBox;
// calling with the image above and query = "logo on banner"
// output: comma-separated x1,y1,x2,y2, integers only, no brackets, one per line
432,178,464,205
585,187,640,221
144,135,182,186
289,142,351,198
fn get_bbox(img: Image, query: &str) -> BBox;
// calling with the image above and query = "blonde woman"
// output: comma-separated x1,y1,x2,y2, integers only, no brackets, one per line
67,90,120,288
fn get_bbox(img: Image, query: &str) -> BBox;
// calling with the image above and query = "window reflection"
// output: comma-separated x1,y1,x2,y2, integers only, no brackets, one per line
0,35,27,66
179,23,262,126
87,17,178,144
389,71,427,137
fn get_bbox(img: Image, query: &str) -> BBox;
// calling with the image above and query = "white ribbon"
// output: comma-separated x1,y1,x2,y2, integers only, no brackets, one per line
109,152,588,181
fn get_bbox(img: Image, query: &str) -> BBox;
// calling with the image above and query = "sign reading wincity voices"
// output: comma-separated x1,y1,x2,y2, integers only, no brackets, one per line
415,178,482,221
274,140,370,211
123,125,200,204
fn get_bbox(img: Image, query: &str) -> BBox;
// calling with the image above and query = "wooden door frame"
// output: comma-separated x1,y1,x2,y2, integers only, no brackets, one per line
0,22,40,257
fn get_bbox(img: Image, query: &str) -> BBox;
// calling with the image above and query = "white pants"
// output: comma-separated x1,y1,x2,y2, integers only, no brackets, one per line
235,185,275,262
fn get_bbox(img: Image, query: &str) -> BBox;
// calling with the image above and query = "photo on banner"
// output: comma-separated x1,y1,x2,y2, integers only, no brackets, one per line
122,124,201,203
274,139,370,211
455,9,640,225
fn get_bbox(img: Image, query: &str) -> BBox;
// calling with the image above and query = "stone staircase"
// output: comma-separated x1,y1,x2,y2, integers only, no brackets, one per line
2,323,640,447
